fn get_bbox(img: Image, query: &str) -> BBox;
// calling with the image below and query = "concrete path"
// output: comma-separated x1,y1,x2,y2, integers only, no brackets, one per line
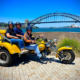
0,55,80,80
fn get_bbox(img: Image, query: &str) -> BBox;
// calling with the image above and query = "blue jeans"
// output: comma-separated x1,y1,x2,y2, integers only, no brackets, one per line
26,44,42,58
10,39,24,49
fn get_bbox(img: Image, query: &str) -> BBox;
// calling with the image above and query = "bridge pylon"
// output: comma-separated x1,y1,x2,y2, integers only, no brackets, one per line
25,19,29,27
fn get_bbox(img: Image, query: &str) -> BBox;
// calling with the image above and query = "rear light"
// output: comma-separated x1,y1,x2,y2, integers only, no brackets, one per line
48,48,50,50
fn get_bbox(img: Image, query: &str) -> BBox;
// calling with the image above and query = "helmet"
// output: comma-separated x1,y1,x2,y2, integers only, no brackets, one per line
8,21,14,27
26,26,32,31
8,21,13,25
16,22,21,27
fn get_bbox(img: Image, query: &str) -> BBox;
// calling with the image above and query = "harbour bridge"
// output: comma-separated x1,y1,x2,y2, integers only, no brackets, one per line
26,13,80,27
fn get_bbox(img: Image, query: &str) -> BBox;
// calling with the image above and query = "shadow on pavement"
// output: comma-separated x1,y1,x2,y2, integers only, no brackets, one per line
8,55,75,67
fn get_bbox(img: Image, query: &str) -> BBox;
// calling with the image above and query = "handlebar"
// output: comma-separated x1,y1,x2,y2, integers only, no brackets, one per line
40,36,48,42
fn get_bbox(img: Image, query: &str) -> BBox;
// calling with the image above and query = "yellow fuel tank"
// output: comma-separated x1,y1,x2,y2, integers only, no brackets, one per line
38,41,45,51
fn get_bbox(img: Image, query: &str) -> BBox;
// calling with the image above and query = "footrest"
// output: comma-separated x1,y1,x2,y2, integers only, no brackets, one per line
18,50,28,57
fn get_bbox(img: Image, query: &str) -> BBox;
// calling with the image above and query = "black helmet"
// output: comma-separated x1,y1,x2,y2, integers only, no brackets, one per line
16,22,21,27
26,26,32,31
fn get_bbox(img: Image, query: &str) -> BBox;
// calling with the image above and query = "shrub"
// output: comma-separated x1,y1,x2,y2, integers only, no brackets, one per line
57,37,80,53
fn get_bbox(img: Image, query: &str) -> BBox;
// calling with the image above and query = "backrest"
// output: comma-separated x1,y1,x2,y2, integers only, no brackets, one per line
0,30,6,40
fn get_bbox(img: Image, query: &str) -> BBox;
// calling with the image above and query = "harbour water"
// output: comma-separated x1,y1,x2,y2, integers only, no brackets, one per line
22,28,80,33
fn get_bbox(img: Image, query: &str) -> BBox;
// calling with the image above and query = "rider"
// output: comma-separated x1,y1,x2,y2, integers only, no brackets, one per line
14,22,24,39
6,21,27,53
23,26,43,60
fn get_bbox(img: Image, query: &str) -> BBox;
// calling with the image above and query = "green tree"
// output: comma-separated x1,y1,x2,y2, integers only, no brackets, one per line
0,23,2,26
3,23,8,27
22,26,25,29
33,26,39,29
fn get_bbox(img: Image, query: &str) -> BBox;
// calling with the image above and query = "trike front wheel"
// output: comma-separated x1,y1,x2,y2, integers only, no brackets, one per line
59,50,75,64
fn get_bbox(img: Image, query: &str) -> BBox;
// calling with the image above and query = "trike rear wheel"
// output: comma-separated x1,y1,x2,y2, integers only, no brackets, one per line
0,49,14,66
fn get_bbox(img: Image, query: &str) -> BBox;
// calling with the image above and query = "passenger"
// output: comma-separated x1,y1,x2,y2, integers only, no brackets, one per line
14,22,24,39
6,21,27,53
24,26,43,60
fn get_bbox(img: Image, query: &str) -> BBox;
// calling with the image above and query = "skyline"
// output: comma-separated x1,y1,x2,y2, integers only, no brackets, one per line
0,0,80,27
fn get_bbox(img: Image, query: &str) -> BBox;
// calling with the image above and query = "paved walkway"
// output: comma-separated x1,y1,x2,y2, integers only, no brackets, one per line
0,55,80,80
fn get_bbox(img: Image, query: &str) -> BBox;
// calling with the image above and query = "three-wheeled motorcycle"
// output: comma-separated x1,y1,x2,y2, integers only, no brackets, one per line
0,30,75,66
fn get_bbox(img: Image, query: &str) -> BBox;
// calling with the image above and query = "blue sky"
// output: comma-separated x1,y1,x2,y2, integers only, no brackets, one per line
0,0,80,27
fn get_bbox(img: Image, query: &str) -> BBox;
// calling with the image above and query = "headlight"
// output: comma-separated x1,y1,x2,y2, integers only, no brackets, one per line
53,39,57,43
48,40,53,44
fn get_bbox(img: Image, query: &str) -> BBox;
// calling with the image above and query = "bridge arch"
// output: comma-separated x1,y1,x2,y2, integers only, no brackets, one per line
29,13,80,27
